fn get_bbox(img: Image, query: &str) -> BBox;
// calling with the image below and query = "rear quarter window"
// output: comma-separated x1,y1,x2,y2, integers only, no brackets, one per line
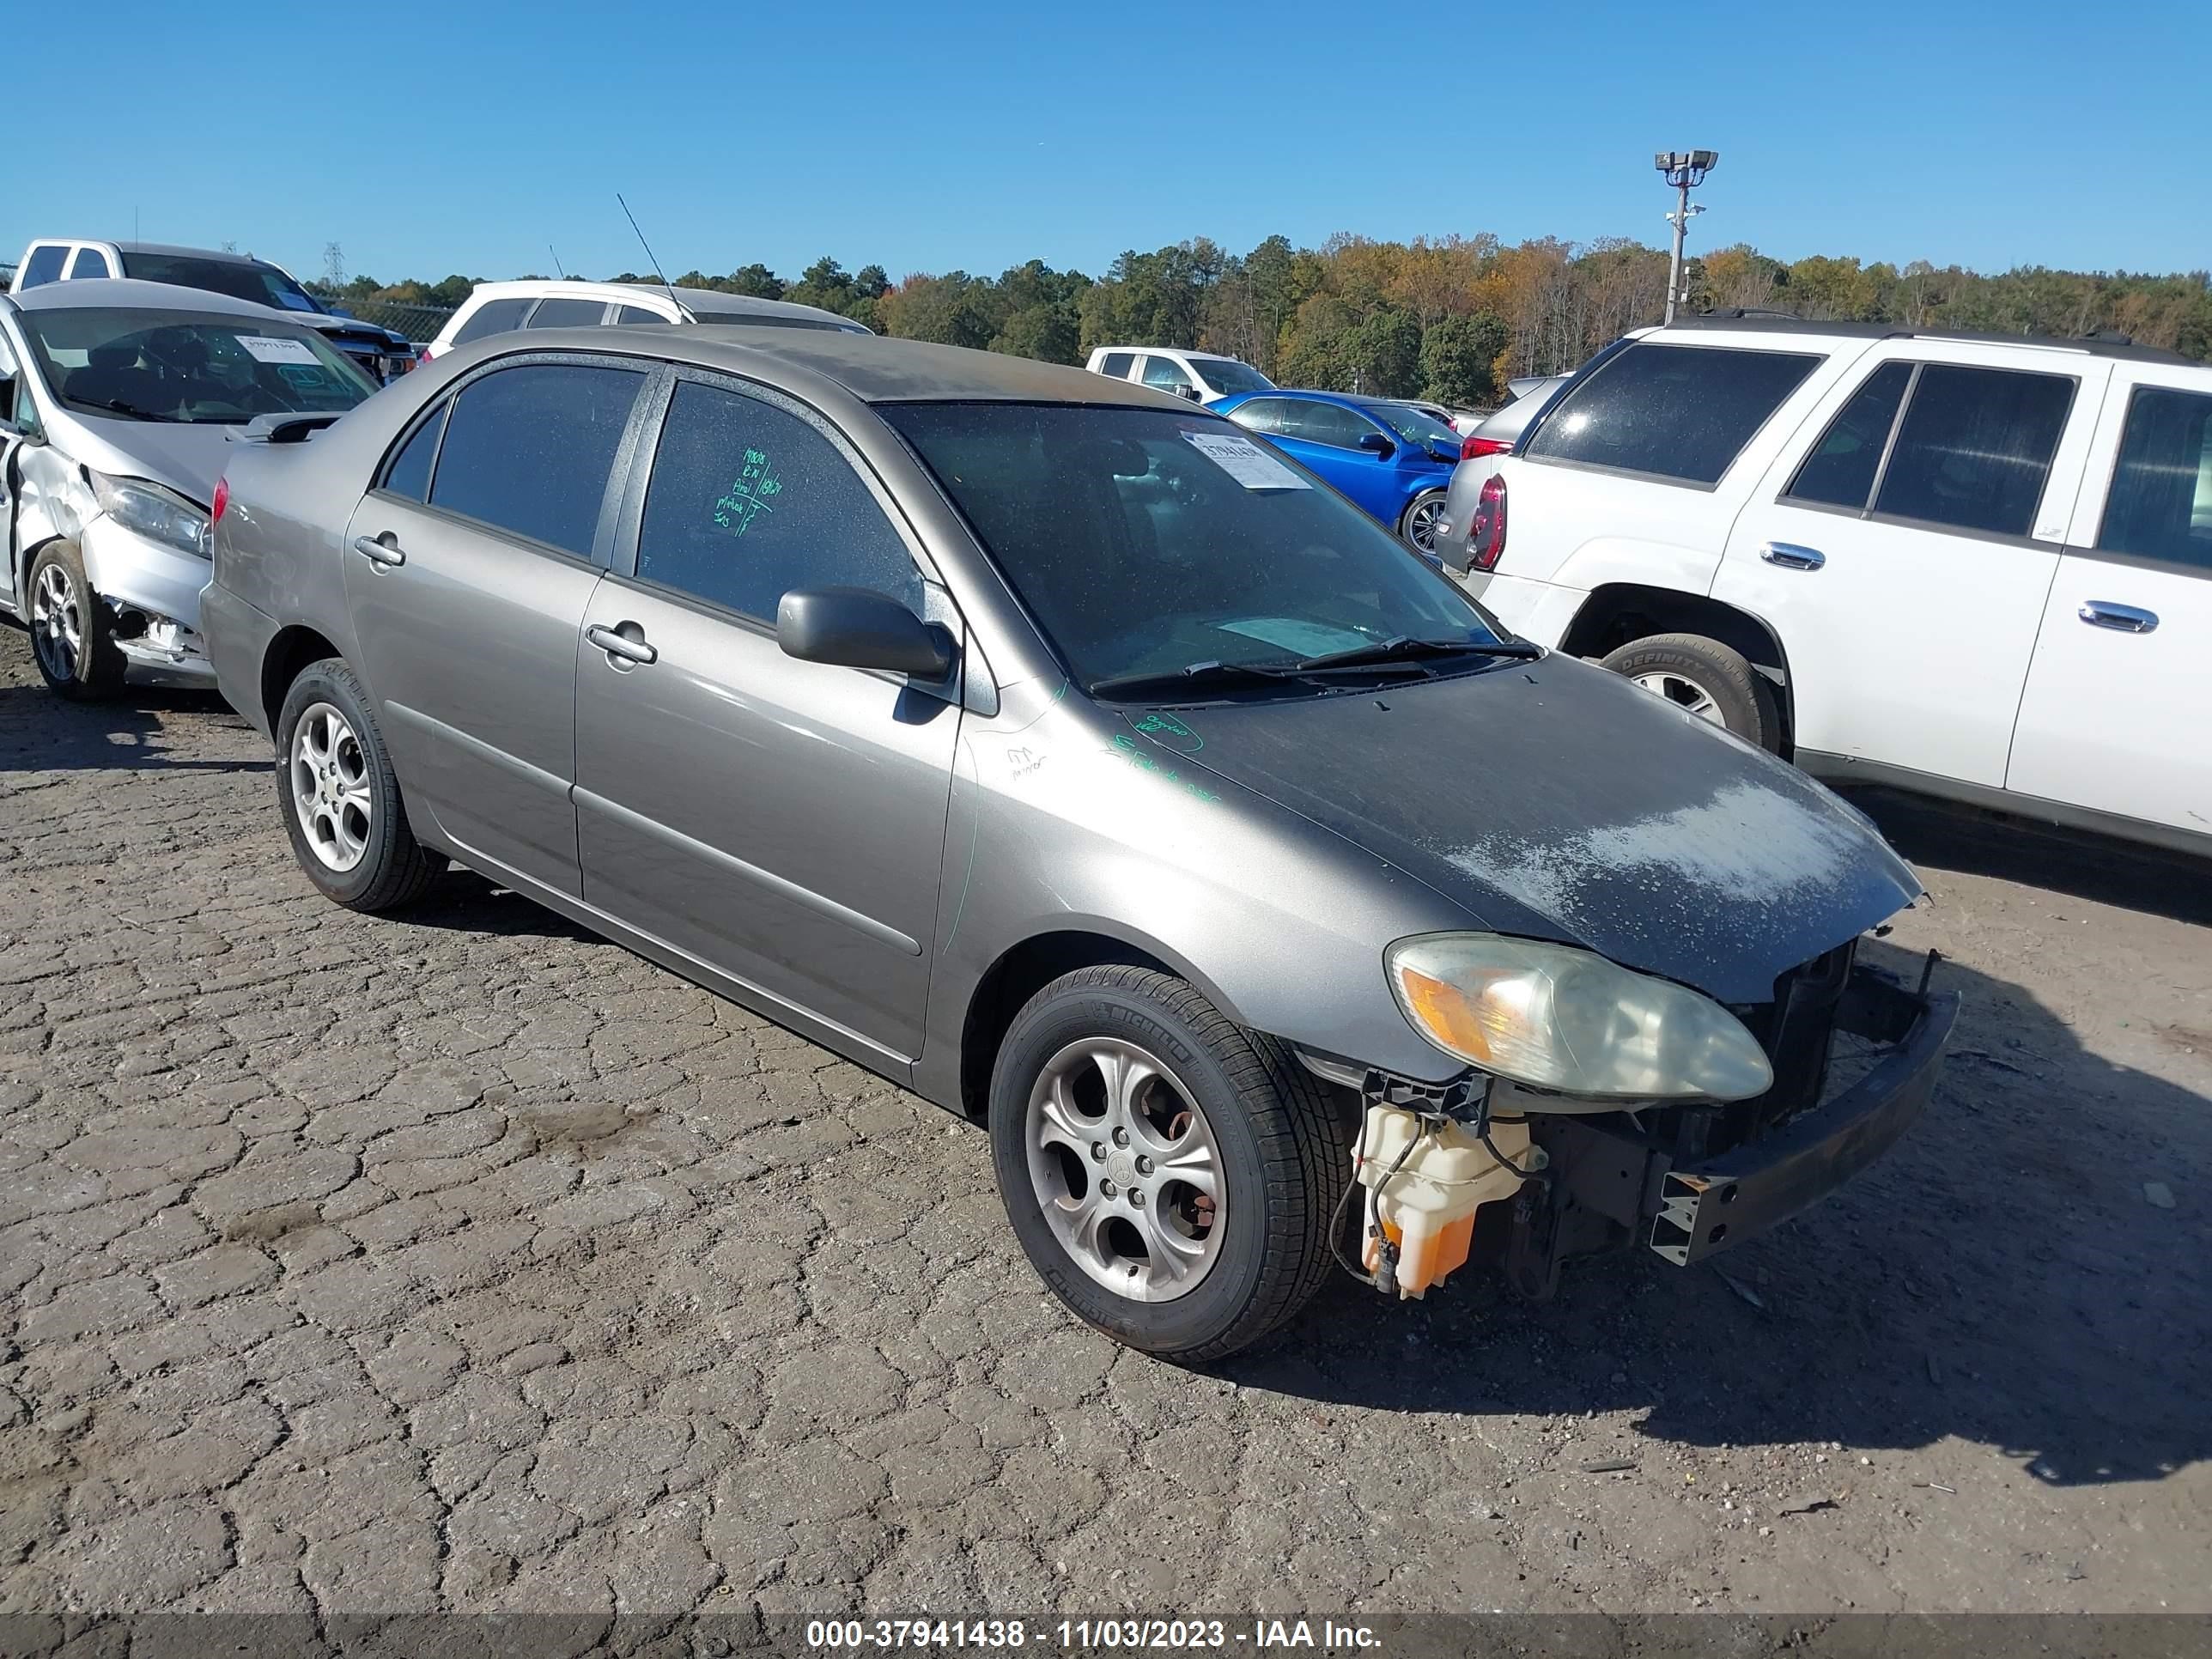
1523,342,1822,485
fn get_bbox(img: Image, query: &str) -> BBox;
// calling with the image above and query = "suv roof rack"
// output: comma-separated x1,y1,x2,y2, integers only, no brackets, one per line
1668,311,2194,367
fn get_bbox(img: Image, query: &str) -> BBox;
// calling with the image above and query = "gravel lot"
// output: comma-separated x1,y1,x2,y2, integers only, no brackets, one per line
1,626,2206,1620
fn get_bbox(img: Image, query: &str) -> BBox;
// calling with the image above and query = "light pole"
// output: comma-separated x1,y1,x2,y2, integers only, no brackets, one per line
1656,149,1718,324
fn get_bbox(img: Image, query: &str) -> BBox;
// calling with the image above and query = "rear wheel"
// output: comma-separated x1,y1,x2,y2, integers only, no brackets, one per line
1399,489,1449,553
27,544,126,702
275,658,445,911
989,965,1350,1361
1601,631,1782,753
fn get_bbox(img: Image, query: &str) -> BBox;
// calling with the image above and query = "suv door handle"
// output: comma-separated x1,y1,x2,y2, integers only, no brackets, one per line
586,622,658,666
2078,600,2158,635
1760,541,1826,571
351,532,404,568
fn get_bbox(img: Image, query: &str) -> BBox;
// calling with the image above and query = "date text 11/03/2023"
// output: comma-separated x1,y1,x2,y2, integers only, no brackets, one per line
803,1621,1382,1650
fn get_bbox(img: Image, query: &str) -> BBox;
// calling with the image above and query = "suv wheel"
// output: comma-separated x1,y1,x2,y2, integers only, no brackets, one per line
989,965,1351,1361
1601,632,1782,753
27,544,126,702
275,658,446,911
1400,489,1448,553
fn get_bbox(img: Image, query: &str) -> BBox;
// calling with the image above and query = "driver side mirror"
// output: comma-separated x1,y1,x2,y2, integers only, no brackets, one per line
1358,431,1395,458
1176,385,1202,401
777,586,954,678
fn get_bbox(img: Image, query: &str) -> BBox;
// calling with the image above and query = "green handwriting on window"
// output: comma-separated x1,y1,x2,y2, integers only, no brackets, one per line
714,448,783,536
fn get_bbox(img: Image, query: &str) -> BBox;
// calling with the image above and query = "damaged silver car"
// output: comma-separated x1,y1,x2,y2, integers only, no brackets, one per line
203,326,1958,1361
0,278,376,696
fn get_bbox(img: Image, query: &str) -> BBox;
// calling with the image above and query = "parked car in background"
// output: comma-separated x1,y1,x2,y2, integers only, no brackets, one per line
10,240,418,383
1431,315,2212,857
422,279,869,362
201,325,1949,1360
0,280,376,697
1217,389,1461,550
1084,346,1273,404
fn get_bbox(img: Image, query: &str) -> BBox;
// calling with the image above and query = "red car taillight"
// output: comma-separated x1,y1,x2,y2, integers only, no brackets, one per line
416,349,433,368
210,476,230,526
1468,475,1507,571
1459,434,1512,461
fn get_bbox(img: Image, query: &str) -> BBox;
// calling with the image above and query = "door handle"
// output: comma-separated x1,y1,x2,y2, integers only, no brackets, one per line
2078,600,2158,635
586,622,658,666
351,532,404,568
1760,541,1826,571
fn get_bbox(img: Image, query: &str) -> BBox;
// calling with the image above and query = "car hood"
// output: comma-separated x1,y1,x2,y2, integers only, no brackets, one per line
1130,655,1921,1005
47,415,240,507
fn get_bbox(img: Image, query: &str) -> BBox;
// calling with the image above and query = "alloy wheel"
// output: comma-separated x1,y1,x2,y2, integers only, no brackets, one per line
1631,670,1724,724
1404,495,1445,552
290,702,374,872
31,563,82,684
1024,1037,1226,1302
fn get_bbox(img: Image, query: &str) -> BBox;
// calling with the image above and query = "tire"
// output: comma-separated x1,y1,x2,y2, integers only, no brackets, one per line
27,544,127,702
1399,488,1449,554
1601,631,1782,753
274,658,445,912
988,964,1352,1361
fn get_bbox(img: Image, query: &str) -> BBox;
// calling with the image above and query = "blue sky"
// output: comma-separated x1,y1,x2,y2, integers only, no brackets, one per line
13,1,2206,287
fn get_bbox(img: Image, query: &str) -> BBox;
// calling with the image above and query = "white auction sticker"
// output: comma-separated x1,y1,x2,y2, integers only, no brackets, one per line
236,335,320,366
1182,430,1310,489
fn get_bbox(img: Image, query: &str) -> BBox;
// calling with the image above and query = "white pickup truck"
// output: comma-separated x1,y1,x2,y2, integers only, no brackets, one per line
1433,316,2212,858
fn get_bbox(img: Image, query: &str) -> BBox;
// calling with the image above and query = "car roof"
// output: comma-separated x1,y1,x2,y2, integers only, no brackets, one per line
526,325,1200,408
1093,345,1241,362
1231,387,1364,407
464,277,861,331
5,277,302,322
1656,312,2194,368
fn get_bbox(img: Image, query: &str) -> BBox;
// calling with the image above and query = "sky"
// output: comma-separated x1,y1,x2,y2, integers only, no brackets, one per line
11,1,2208,289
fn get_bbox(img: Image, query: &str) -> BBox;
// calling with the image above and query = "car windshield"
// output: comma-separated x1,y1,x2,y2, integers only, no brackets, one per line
885,403,1510,692
1193,358,1273,395
1365,402,1461,451
20,308,377,424
118,251,320,313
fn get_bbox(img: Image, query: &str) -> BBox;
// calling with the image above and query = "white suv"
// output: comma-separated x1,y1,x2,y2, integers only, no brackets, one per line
1434,317,2211,857
423,279,868,361
1083,346,1273,404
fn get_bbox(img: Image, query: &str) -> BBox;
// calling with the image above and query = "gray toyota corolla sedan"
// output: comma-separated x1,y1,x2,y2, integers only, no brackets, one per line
203,325,1956,1360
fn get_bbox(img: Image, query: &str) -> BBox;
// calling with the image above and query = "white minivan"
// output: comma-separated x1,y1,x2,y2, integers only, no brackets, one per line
1084,346,1273,404
1432,317,2212,858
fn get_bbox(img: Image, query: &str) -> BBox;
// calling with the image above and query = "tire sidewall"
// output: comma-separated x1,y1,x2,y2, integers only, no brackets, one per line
989,980,1280,1357
274,660,416,906
1603,636,1777,751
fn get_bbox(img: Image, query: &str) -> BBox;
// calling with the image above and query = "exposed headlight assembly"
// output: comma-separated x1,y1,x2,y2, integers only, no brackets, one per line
91,474,212,560
1387,933,1773,1102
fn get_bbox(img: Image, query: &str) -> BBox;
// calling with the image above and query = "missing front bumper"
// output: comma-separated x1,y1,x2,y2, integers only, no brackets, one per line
1646,968,1958,1265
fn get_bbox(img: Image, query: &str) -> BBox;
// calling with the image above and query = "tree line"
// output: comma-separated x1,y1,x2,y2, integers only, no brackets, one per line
328,234,2212,409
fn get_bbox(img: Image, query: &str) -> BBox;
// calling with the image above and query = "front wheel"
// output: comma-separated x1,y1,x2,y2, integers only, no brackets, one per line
27,544,126,702
989,965,1351,1361
1601,631,1783,753
1399,488,1449,554
275,658,446,911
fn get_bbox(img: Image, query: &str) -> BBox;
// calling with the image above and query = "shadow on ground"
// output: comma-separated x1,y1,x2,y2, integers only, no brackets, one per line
392,869,605,945
0,682,259,774
1232,932,2209,1492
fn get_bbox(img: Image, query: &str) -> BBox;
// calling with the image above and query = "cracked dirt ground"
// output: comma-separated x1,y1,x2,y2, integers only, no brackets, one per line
0,628,2206,1619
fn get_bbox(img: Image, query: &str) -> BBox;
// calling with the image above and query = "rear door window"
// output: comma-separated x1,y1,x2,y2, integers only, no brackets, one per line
526,298,609,330
614,305,665,325
1275,400,1371,449
19,246,68,289
1786,361,1913,508
633,379,921,625
1227,398,1287,434
1098,351,1135,379
427,362,646,558
1522,342,1821,485
450,297,533,345
67,248,112,279
2096,386,2212,571
1874,365,2074,538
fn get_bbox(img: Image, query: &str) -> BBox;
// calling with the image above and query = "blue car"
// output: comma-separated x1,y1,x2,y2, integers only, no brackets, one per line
1212,389,1462,551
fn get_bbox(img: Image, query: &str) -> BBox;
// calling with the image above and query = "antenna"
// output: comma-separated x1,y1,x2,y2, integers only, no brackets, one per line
616,193,680,314
549,243,568,279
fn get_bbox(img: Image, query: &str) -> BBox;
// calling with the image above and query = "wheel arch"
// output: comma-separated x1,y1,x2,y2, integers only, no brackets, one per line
1559,584,1798,750
260,624,345,736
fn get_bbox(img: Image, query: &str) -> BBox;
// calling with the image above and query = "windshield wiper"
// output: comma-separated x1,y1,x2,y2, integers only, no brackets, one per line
79,398,160,422
1293,635,1542,672
1086,658,1310,702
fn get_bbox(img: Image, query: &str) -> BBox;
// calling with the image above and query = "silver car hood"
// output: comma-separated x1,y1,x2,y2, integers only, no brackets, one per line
46,412,239,508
